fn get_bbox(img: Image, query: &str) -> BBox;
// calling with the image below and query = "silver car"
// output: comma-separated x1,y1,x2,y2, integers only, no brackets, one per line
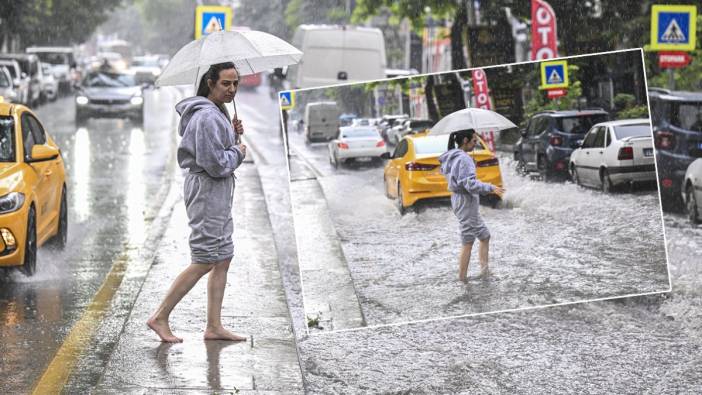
75,70,145,124
0,67,20,103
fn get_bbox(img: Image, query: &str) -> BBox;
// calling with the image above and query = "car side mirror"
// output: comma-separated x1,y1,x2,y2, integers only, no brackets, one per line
28,145,59,162
21,72,27,79
380,152,391,160
520,129,527,137
577,140,583,148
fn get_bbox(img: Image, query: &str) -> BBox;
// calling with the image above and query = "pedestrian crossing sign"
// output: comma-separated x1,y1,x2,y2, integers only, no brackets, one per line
279,91,294,110
539,60,568,90
650,5,697,51
195,5,232,40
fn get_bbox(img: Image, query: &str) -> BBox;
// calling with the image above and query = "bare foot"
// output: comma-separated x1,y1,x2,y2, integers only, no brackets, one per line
147,317,183,343
204,326,247,342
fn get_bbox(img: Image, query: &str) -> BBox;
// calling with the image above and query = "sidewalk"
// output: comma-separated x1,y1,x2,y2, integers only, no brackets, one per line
95,161,304,393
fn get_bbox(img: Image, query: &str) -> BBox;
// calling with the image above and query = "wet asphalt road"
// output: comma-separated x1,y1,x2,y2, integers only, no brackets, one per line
287,131,670,326
0,88,181,394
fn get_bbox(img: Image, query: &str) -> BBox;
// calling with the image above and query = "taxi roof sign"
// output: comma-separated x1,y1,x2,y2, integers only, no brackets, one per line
279,91,294,110
540,60,568,90
195,5,232,40
650,4,697,51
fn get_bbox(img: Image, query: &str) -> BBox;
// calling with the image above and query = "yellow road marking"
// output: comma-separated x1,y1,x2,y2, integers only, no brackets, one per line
32,254,128,394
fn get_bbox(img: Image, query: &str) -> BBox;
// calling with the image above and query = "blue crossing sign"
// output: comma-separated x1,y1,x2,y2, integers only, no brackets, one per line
279,91,295,110
195,5,232,40
540,60,568,90
650,5,697,51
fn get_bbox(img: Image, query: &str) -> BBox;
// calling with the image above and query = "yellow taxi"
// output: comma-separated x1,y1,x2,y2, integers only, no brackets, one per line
0,100,67,276
382,132,503,214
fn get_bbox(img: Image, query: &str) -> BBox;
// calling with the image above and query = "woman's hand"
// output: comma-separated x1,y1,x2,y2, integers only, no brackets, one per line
237,144,247,159
493,186,506,195
233,118,244,135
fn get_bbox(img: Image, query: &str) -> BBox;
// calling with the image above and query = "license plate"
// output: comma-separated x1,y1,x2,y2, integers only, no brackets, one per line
643,148,653,157
356,157,372,162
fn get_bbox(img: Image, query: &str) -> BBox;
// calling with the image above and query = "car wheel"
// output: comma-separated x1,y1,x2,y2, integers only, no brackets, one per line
571,165,581,186
396,183,406,215
21,206,37,277
516,155,527,176
686,184,700,224
48,186,68,250
601,169,614,193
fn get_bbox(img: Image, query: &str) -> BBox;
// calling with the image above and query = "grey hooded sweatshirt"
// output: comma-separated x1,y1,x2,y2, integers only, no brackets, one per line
176,96,243,178
439,148,493,244
175,96,244,264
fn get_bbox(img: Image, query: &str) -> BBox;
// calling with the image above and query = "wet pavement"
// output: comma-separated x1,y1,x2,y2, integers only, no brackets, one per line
287,130,670,327
95,162,303,393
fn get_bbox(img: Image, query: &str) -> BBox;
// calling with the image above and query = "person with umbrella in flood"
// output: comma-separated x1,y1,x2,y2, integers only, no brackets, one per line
431,108,515,282
439,129,505,282
147,62,247,343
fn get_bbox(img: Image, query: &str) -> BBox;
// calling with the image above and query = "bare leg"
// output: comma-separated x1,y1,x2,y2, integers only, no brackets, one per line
204,258,246,341
479,237,490,274
458,242,474,282
147,263,214,343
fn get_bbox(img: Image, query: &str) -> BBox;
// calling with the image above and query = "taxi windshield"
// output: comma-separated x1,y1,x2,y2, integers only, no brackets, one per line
0,117,16,162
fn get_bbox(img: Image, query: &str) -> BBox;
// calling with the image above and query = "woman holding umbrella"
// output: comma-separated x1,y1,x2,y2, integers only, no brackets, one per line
439,129,505,282
147,62,247,343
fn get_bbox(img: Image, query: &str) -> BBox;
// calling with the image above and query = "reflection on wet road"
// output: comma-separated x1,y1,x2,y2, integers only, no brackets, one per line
0,88,180,394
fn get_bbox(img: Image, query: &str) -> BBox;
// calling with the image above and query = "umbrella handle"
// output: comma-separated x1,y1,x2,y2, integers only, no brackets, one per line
232,99,241,145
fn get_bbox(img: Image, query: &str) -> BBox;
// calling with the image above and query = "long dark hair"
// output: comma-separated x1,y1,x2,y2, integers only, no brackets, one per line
447,129,476,150
196,62,237,97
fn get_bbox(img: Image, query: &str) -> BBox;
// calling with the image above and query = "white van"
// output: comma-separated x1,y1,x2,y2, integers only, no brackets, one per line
288,25,386,88
305,102,341,143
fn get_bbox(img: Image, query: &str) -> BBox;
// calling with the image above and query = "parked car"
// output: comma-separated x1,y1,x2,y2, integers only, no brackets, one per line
130,55,163,86
74,70,145,124
682,158,702,224
378,114,407,142
0,53,42,106
39,63,58,102
0,67,20,103
328,126,386,168
0,59,30,105
240,73,262,89
515,109,610,180
388,118,434,145
304,101,340,143
0,101,67,276
648,88,702,209
26,46,78,94
288,25,386,88
569,119,655,192
382,132,503,214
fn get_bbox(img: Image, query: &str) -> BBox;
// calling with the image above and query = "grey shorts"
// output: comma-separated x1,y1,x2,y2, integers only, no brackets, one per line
451,192,490,245
183,173,235,264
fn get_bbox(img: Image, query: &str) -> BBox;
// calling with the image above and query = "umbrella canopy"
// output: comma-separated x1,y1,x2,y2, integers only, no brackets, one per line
429,108,517,135
156,30,302,87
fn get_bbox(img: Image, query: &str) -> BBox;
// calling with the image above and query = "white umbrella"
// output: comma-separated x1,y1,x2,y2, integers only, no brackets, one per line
155,29,302,143
429,108,517,135
156,30,302,87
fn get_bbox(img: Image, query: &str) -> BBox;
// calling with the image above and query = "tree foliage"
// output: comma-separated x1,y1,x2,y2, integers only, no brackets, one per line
0,0,124,49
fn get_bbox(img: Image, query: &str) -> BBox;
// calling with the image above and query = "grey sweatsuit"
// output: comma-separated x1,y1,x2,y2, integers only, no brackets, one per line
176,96,244,264
439,148,495,245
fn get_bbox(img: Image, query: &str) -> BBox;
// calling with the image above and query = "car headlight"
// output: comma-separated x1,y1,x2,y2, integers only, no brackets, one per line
0,192,25,214
130,96,144,105
76,96,89,105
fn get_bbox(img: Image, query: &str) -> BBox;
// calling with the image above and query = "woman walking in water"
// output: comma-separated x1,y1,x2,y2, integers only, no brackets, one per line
147,62,247,343
438,129,504,282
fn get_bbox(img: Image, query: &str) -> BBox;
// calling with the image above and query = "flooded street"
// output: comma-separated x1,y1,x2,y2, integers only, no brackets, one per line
288,131,669,326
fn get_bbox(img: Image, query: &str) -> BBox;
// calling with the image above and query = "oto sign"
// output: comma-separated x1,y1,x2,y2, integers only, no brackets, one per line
540,60,568,90
650,4,697,52
471,69,492,110
195,5,232,40
530,0,558,60
279,91,295,110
